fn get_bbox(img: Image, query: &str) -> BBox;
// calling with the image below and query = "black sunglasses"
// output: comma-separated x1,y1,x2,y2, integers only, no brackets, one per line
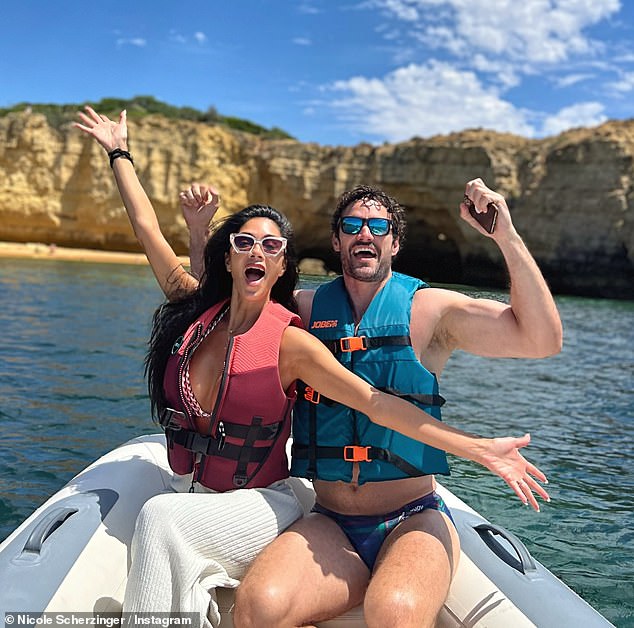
339,216,393,236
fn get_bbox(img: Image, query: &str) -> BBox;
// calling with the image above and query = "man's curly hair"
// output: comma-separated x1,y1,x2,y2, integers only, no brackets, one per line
331,185,406,247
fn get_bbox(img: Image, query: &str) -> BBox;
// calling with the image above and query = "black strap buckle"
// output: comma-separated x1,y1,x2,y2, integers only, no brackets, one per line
233,474,248,487
186,431,214,456
161,408,185,430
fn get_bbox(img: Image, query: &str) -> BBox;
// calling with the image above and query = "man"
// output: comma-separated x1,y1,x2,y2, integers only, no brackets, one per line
184,179,562,627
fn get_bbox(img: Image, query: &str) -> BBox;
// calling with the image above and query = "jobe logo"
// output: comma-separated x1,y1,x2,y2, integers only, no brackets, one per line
311,320,338,329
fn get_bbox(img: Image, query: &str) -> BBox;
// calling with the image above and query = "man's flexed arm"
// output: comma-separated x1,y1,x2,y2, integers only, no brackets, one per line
430,179,562,360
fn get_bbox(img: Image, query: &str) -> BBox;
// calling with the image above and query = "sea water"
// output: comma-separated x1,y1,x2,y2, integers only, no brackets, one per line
0,258,632,626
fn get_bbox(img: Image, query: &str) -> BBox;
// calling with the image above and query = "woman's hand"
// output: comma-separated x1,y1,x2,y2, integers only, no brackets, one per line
479,433,550,511
74,106,128,154
179,182,221,232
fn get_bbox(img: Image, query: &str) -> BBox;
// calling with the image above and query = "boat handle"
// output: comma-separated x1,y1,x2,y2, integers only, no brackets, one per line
22,506,79,554
474,523,537,574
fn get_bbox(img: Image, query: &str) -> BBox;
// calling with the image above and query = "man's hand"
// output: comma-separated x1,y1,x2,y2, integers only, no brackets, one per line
460,178,515,238
179,182,221,232
74,107,128,153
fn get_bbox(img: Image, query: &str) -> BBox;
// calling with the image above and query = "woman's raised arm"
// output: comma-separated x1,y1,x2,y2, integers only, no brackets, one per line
179,182,221,280
75,107,198,300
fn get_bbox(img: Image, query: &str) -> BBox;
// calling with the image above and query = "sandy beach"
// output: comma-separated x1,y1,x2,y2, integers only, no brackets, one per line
0,241,334,276
0,241,190,267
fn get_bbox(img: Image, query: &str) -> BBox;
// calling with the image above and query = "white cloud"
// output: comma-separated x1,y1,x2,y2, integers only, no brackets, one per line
470,55,521,88
168,30,208,47
293,37,312,46
606,71,634,93
298,3,320,14
375,24,402,41
324,0,625,141
328,62,612,141
372,0,621,66
376,0,420,21
116,37,146,48
330,61,535,141
169,30,187,44
540,102,607,136
554,73,595,88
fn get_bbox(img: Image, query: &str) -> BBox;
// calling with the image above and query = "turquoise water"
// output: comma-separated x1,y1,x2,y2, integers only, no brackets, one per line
0,258,632,626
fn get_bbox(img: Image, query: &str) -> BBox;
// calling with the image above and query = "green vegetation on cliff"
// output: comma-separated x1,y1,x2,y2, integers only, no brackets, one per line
0,95,294,140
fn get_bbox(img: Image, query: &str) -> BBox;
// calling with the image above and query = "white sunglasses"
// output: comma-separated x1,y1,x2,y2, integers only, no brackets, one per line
229,233,287,257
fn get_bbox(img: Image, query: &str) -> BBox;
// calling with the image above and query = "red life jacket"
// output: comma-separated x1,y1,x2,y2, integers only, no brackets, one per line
162,299,302,491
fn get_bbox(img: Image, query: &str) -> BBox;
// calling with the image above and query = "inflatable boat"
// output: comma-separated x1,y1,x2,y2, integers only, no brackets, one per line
0,435,613,627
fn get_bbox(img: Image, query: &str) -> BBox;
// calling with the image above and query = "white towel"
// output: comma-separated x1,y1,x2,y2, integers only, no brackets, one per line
123,476,303,627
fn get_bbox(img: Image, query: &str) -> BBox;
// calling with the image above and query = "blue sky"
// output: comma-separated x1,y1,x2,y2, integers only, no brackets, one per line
2,0,633,145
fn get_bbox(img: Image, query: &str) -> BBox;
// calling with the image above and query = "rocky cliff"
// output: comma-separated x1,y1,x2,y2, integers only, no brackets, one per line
1,112,632,298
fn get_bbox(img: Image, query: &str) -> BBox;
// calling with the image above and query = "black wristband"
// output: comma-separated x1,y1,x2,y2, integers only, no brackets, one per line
108,148,134,168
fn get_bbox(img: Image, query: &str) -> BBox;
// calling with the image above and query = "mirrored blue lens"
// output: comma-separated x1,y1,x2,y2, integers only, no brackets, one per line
340,217,391,236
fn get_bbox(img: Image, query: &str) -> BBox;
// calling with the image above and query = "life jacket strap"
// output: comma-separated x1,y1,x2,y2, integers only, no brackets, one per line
380,387,446,408
323,335,411,354
234,417,265,487
307,399,317,481
162,409,283,440
167,424,279,464
291,444,426,478
222,419,282,441
298,384,444,408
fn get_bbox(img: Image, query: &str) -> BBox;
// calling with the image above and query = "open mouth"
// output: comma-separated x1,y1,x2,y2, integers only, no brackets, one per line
245,265,266,284
352,246,377,260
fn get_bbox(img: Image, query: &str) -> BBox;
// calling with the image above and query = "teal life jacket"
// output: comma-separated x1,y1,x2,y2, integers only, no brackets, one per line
291,272,450,484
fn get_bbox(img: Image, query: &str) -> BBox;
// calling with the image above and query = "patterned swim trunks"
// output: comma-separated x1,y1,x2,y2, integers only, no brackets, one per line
312,492,454,570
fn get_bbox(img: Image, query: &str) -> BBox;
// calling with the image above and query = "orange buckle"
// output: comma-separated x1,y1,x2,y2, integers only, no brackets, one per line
343,445,372,462
340,336,367,352
304,386,321,404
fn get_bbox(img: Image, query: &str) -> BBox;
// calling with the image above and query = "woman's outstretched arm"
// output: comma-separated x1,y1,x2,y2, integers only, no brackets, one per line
75,107,199,300
281,326,551,512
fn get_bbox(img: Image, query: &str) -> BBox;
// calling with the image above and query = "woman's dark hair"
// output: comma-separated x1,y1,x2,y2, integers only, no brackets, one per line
145,204,298,423
331,185,407,248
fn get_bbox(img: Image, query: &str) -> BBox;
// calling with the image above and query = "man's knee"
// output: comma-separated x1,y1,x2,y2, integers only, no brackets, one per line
364,586,427,628
233,579,292,628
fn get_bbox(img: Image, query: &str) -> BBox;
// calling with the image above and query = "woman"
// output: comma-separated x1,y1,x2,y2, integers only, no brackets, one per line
76,107,549,627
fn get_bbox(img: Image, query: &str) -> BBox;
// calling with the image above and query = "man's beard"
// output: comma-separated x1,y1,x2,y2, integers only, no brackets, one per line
340,251,392,283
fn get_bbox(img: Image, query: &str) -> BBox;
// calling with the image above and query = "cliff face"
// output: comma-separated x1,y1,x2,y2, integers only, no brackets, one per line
0,113,252,252
1,112,632,298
